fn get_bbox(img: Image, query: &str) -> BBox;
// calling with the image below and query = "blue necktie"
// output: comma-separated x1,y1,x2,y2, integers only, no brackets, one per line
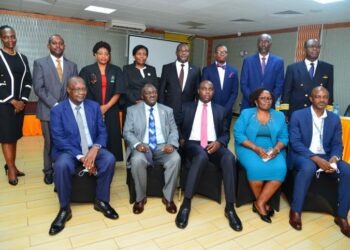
309,62,314,79
148,107,157,151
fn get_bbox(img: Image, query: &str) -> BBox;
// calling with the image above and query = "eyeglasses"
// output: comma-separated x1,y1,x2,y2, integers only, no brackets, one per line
70,88,87,93
259,96,273,101
216,51,227,55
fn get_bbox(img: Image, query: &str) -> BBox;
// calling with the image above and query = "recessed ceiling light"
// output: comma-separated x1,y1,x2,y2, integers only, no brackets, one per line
313,0,343,4
84,5,116,14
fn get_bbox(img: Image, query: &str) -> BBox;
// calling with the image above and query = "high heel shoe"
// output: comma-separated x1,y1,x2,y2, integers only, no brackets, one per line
4,164,8,175
252,202,272,223
4,164,25,177
266,206,275,217
8,178,18,186
5,165,19,185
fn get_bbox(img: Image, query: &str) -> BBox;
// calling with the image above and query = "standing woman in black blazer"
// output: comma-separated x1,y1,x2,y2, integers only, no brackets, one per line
123,45,158,107
0,25,32,185
79,41,125,161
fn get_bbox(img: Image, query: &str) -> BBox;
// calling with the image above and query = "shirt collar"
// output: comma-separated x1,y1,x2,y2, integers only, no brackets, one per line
215,61,226,66
144,102,158,111
310,106,327,119
176,61,188,66
69,99,84,111
50,54,63,63
305,58,318,67
198,100,211,107
259,53,269,61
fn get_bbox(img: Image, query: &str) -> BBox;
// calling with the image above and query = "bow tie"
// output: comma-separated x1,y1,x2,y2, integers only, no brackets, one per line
216,63,226,70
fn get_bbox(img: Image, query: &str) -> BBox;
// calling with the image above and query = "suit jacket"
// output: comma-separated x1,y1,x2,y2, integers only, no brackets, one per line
123,63,158,107
33,55,78,121
202,63,238,115
158,62,201,124
240,53,284,109
281,60,334,117
123,102,179,165
289,107,342,164
234,107,288,155
180,101,230,147
50,99,107,161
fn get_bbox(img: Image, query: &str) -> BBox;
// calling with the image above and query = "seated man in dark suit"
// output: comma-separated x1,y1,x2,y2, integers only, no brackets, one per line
175,80,242,232
49,76,118,235
123,83,181,214
289,86,350,237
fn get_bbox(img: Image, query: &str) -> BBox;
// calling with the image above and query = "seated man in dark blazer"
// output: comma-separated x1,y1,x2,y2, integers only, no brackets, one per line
288,86,350,237
49,77,118,235
175,80,242,232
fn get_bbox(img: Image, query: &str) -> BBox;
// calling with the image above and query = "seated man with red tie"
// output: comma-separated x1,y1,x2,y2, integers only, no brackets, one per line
175,80,242,232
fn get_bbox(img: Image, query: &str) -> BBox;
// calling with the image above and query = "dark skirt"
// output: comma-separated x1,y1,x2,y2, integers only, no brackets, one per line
104,105,123,161
0,103,24,143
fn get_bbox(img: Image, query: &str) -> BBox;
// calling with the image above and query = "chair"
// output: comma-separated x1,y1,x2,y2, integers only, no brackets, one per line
126,165,165,204
344,104,350,117
283,169,338,215
180,158,222,204
70,165,97,203
235,161,281,211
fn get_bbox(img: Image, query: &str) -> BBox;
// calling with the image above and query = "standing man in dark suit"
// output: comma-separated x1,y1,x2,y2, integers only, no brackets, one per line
33,34,78,184
123,84,181,215
175,80,242,232
49,76,118,235
281,39,334,119
288,86,350,237
240,33,284,109
202,45,239,125
158,43,201,126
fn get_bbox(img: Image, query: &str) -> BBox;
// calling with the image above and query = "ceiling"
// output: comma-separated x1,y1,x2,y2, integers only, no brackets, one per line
1,0,350,36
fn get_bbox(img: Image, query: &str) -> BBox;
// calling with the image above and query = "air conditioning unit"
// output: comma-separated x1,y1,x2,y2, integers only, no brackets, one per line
106,20,146,33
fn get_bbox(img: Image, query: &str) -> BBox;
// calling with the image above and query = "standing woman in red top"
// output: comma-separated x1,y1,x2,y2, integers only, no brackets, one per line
0,25,32,185
79,41,125,161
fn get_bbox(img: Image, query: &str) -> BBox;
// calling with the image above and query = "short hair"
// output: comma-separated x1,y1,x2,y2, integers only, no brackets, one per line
311,86,329,97
0,25,15,35
198,80,214,89
215,44,228,53
304,39,321,49
249,88,274,107
141,83,157,95
93,41,111,55
258,33,272,43
48,34,64,44
132,45,148,56
176,42,189,52
67,76,86,89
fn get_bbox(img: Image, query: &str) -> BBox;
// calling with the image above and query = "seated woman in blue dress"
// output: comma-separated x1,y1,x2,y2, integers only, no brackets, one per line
234,88,288,223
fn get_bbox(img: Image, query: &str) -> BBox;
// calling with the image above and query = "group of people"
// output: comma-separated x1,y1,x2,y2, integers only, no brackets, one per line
0,24,349,238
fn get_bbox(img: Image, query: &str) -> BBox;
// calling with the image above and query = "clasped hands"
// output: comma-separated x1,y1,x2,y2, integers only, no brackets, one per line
10,100,25,113
312,155,338,173
80,147,99,175
136,143,174,154
253,146,278,160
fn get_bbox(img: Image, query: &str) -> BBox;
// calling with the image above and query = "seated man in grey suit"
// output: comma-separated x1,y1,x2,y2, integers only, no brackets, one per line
123,83,181,214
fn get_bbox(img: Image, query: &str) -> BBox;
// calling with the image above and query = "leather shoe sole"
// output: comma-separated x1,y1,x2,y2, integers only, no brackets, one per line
49,209,72,235
162,197,177,214
94,200,119,219
225,210,243,231
175,207,190,229
133,198,147,214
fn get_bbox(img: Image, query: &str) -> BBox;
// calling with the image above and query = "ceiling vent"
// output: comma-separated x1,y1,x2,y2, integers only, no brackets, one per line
105,20,146,32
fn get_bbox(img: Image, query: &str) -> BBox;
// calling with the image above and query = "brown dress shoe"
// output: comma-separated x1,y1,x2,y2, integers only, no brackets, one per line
162,197,177,214
133,198,147,214
289,210,302,231
334,216,350,237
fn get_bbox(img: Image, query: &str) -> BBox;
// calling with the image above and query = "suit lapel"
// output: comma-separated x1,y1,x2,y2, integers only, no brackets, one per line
84,101,94,139
305,108,313,147
47,56,61,83
211,64,222,91
183,63,194,92
170,63,182,91
63,100,79,136
254,54,263,76
158,105,167,138
139,104,146,139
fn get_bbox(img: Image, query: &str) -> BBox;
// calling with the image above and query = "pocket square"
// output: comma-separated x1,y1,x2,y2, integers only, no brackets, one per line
322,75,328,79
229,72,234,78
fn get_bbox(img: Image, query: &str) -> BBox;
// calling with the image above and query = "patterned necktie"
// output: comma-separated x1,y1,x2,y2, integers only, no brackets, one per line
148,107,157,151
309,62,314,79
261,57,266,75
200,103,208,149
217,63,226,70
56,59,63,82
75,106,88,155
179,63,185,90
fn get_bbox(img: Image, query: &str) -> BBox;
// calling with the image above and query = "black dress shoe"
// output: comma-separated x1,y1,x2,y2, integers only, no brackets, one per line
94,200,119,219
49,207,72,235
44,173,53,185
267,206,275,217
175,206,190,229
252,203,271,223
225,209,243,231
289,210,302,230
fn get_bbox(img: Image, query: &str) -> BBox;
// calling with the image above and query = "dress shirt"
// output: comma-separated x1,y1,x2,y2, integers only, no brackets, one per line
69,100,93,159
305,59,318,77
139,66,147,78
50,54,64,71
176,61,189,91
142,103,165,145
215,61,226,90
259,53,270,65
309,106,327,154
189,100,217,142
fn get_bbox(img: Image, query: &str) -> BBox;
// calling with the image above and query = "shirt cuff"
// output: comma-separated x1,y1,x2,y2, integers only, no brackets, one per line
76,154,84,160
133,142,141,149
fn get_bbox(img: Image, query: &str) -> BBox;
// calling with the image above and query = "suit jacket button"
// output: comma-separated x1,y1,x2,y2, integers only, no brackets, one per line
320,83,323,86
305,94,308,97
304,104,307,107
300,83,303,86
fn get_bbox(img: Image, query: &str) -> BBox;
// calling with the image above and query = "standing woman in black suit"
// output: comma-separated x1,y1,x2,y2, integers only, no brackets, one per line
0,25,32,185
79,41,125,161
123,45,158,107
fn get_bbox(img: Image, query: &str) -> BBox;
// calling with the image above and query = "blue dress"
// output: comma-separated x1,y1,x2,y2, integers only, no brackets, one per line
234,108,288,182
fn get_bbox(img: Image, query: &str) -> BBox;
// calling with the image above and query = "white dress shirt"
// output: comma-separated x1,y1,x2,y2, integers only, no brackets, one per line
143,103,165,145
176,61,189,91
309,106,327,154
305,59,318,77
189,100,217,142
259,53,270,66
215,61,226,90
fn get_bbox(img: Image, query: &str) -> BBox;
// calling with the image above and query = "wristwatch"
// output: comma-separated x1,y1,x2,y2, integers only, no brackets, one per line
93,144,102,149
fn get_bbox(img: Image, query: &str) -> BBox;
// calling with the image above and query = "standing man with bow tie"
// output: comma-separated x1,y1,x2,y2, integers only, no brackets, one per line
202,44,239,125
33,34,78,185
240,34,284,110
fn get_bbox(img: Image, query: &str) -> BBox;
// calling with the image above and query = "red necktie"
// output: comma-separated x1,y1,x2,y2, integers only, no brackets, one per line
200,103,208,148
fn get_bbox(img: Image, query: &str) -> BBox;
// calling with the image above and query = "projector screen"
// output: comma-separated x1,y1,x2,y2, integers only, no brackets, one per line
128,35,180,77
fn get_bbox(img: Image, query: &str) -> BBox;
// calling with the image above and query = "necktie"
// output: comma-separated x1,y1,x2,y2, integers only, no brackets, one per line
309,62,314,79
200,103,208,149
217,63,226,70
56,59,63,82
75,106,89,155
179,63,184,90
148,107,157,151
261,57,266,75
